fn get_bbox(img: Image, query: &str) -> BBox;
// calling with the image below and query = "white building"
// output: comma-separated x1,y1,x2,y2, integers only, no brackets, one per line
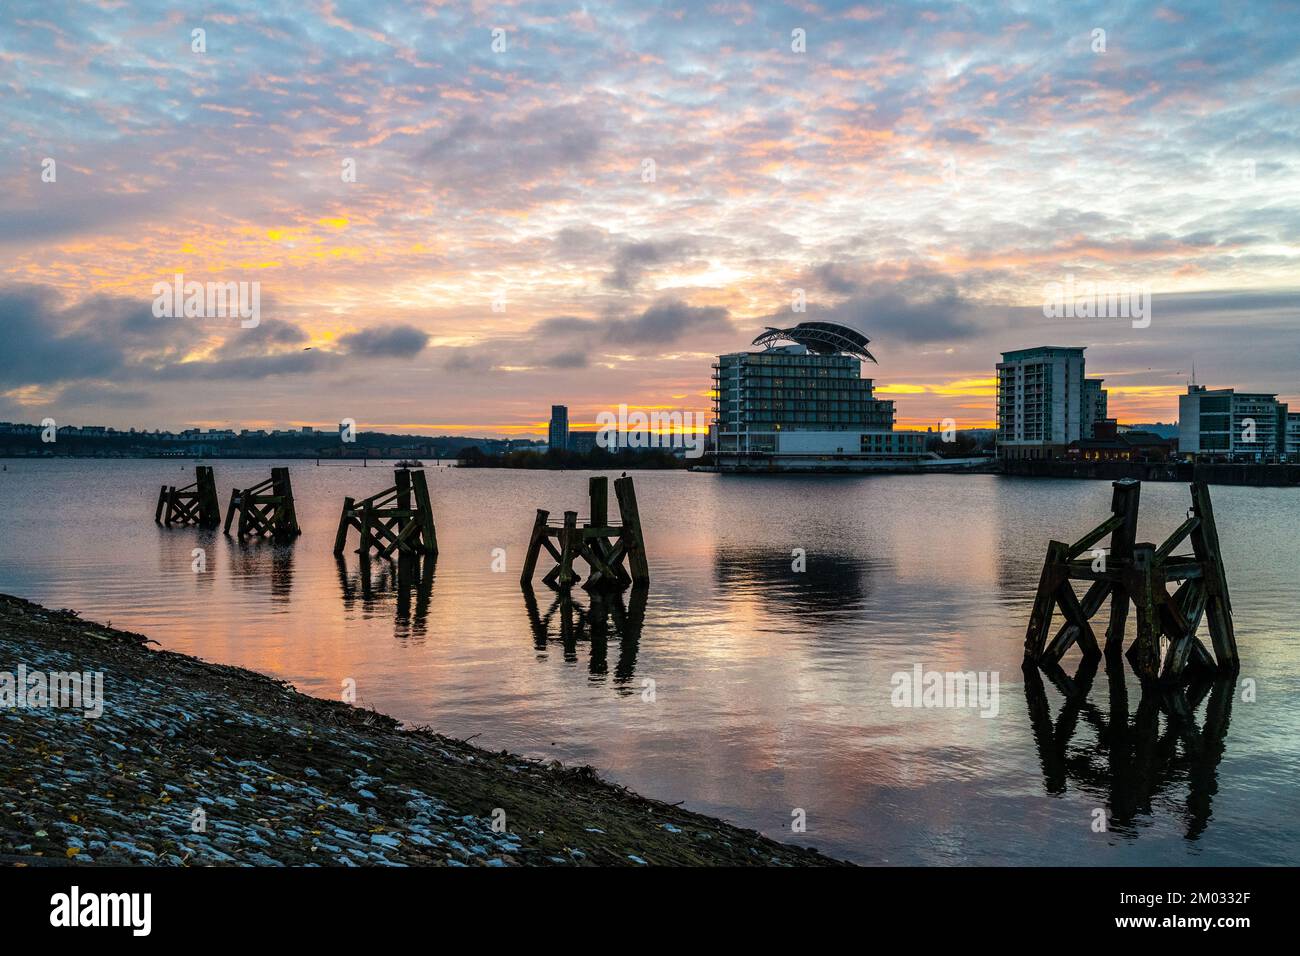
711,322,927,471
1179,386,1286,462
996,346,1089,459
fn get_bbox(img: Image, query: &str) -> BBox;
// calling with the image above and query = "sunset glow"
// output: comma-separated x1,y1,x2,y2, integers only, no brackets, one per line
3,1,1298,435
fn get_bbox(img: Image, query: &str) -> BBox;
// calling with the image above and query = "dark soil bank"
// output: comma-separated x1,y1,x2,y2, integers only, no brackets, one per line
0,594,844,867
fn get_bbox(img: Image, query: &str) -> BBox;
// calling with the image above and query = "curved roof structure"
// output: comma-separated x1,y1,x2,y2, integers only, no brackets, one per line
751,321,877,363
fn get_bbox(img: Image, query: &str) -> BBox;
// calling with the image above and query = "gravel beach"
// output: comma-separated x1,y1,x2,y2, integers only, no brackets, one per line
0,593,843,867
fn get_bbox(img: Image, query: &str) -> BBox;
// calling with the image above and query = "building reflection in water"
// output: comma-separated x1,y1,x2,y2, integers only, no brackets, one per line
521,584,647,691
712,546,878,621
1023,655,1234,840
229,537,296,604
336,552,435,642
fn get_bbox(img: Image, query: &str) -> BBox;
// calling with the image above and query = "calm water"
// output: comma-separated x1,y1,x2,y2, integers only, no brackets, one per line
2,459,1297,865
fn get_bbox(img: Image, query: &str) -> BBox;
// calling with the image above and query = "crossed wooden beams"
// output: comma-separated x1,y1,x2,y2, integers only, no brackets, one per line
520,475,649,592
333,467,438,559
155,465,221,529
224,467,302,540
1024,479,1238,686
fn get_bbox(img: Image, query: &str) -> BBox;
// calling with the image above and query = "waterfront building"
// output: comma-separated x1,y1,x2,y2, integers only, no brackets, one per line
710,322,927,471
1288,412,1300,459
1179,386,1288,462
1083,377,1108,438
548,405,569,452
1067,420,1174,461
568,430,598,454
995,346,1087,460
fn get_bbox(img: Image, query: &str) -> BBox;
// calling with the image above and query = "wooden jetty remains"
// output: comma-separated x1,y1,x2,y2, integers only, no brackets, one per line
155,465,221,529
1023,479,1237,686
223,467,302,539
333,467,438,559
520,475,649,591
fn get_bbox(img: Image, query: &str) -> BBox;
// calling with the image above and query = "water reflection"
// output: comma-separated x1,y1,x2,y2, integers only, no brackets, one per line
336,553,435,642
229,538,295,604
155,526,219,593
713,546,879,620
522,585,647,690
1023,656,1234,840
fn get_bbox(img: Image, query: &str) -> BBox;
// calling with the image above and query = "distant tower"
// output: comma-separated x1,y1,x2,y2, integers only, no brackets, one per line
548,405,569,451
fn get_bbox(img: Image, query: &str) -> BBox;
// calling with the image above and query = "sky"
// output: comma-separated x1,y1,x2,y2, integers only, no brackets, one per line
2,0,1298,436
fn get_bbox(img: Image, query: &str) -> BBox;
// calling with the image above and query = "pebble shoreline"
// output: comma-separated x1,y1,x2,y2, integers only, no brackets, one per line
0,594,844,867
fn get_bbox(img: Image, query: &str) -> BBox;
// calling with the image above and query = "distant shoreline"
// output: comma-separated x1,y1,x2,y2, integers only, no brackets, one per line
5,456,1298,487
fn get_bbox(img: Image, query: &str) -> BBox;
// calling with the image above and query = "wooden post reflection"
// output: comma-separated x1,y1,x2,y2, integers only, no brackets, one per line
1023,656,1235,839
521,583,649,687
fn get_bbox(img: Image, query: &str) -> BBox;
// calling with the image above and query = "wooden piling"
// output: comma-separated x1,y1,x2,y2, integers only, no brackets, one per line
1104,479,1141,655
410,468,438,557
225,467,301,539
1188,480,1238,674
520,510,550,587
334,496,356,555
519,474,651,592
589,476,608,527
155,466,221,528
613,475,649,586
1128,544,1163,681
1024,540,1066,660
557,511,580,587
1023,479,1238,686
334,467,438,558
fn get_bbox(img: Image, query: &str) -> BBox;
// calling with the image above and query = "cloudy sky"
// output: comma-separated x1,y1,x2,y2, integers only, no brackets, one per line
2,0,1298,435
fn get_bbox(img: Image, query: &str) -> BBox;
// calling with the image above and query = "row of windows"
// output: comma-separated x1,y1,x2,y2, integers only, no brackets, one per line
726,354,857,367
726,368,855,379
721,389,878,401
737,400,890,411
741,414,894,427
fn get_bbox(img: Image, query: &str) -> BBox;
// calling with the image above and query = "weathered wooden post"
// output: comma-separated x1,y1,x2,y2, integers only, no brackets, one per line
358,500,374,556
1023,480,1237,686
1189,481,1238,673
334,496,356,555
520,509,551,587
613,475,650,586
519,474,651,592
272,467,300,536
334,467,438,558
590,475,608,527
1126,543,1162,681
410,466,439,557
156,466,221,528
224,467,301,539
1104,479,1140,654
1024,540,1066,661
557,510,580,588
